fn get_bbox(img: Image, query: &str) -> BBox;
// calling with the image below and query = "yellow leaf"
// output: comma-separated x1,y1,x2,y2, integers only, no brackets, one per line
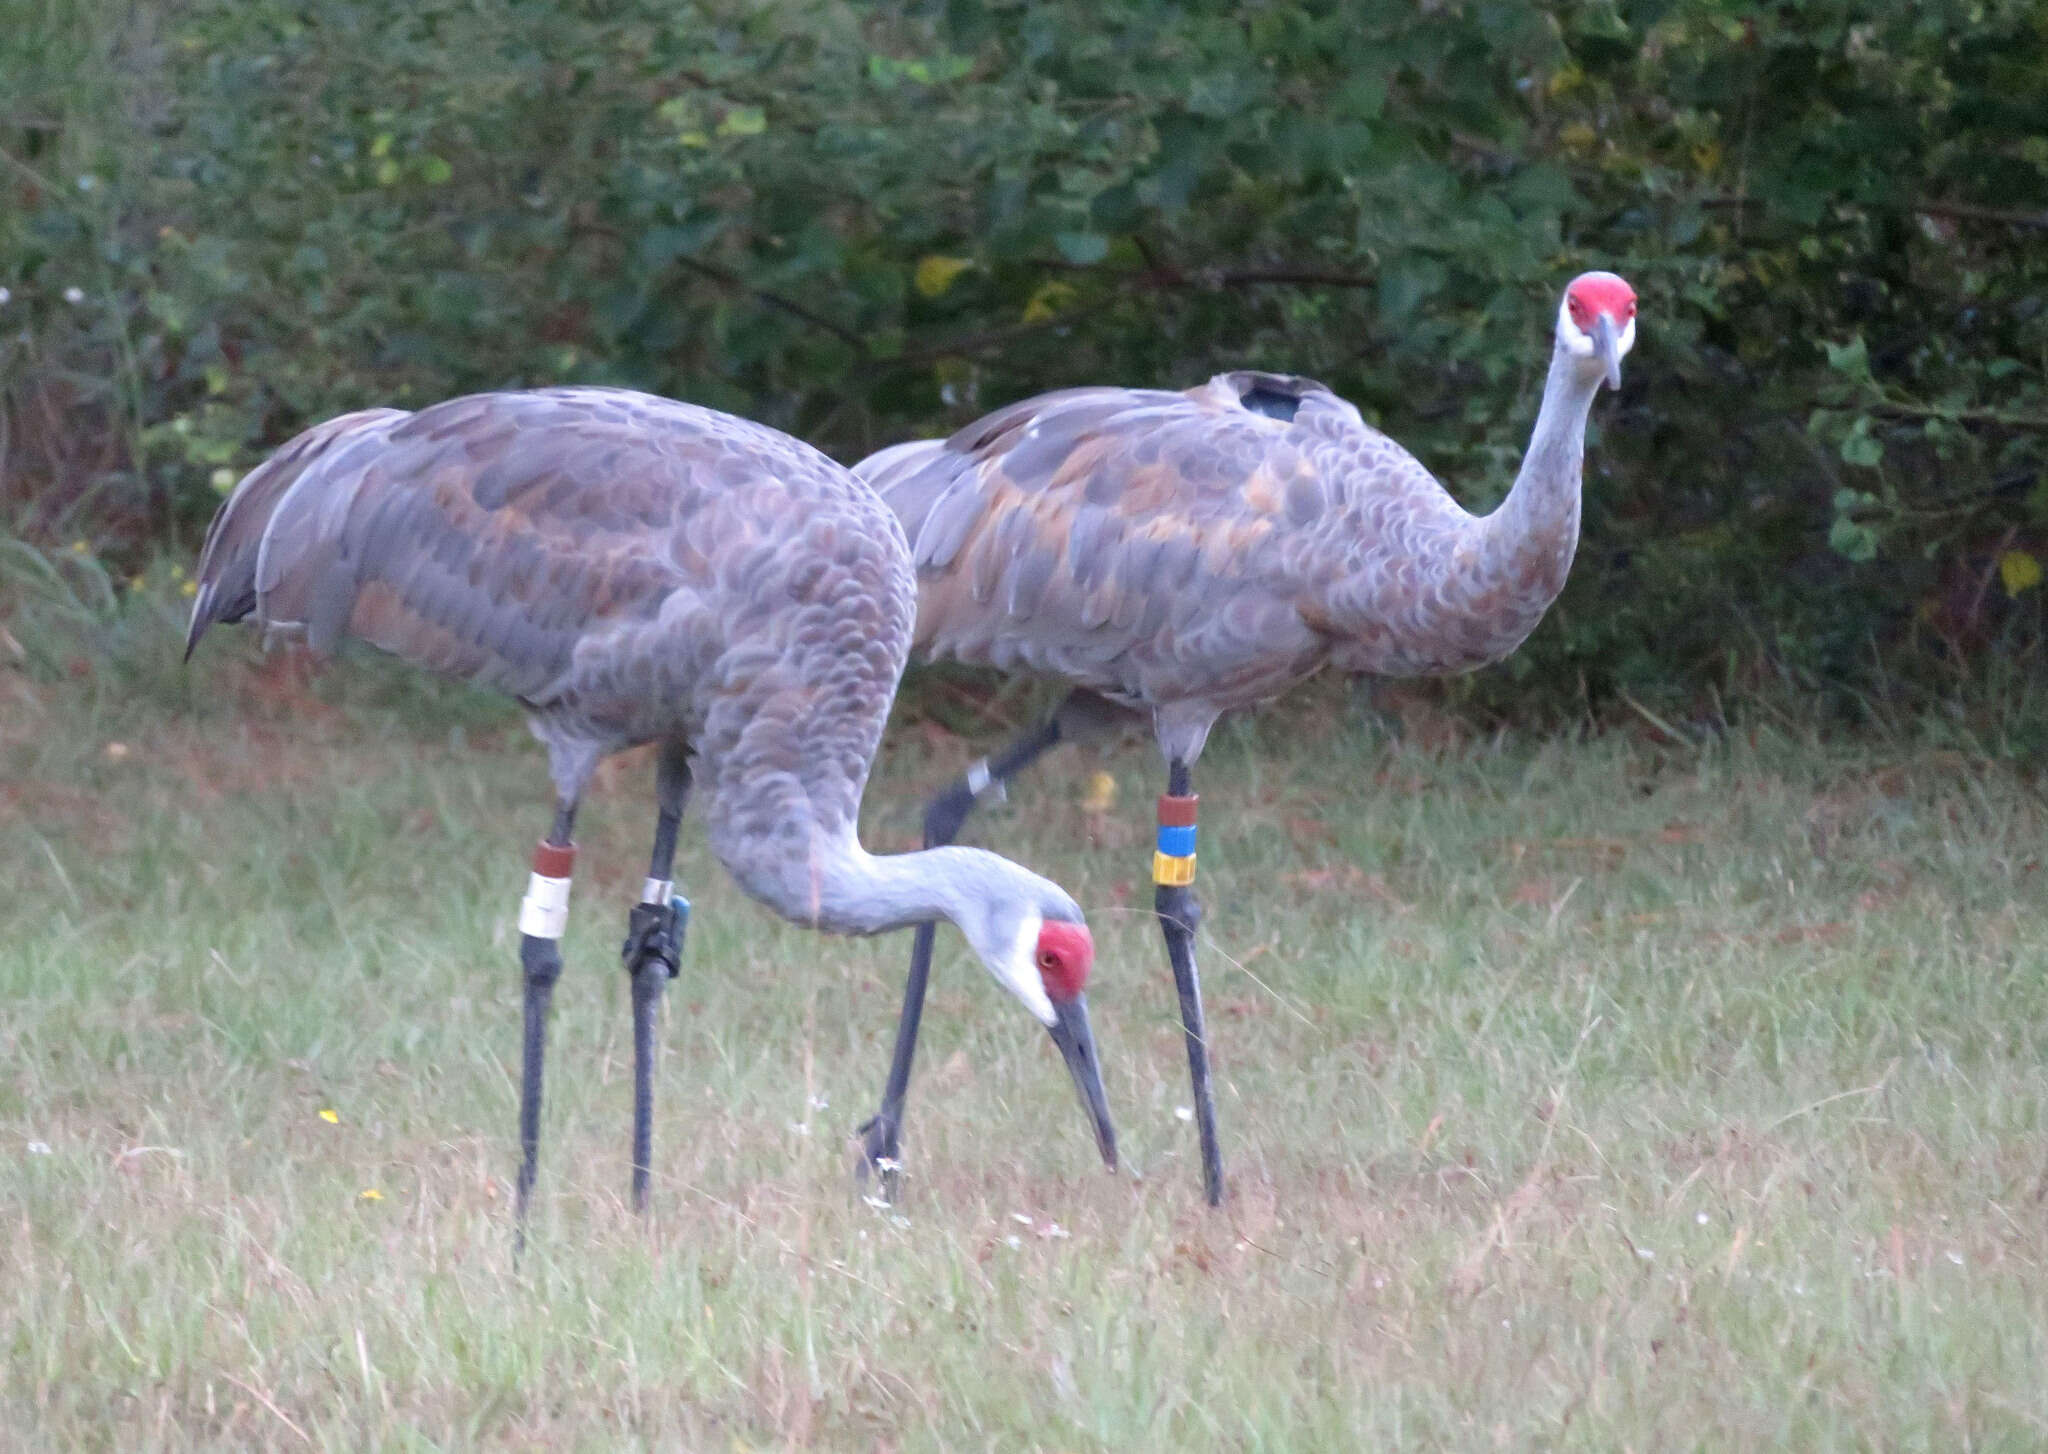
716,105,767,137
1080,771,1117,813
2000,549,2042,596
319,1108,340,1124
1021,280,1077,324
914,255,973,299
358,1188,384,1201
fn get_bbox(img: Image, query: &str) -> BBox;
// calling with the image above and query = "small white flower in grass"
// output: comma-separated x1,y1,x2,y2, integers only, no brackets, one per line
1636,1247,1656,1260
1696,1211,1710,1225
1004,1235,1022,1250
1174,1105,1194,1122
64,286,85,305
0,287,11,305
78,175,98,191
1946,1250,1964,1266
1037,1222,1070,1240
1010,1212,1034,1225
27,1141,51,1156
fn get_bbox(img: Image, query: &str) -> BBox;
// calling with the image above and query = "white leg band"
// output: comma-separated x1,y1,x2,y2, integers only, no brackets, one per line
641,877,673,906
966,758,1006,803
518,873,573,939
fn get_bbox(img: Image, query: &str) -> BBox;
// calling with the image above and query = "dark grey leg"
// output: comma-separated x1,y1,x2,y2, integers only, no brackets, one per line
622,744,692,1214
515,800,580,1247
856,709,1069,1198
1156,758,1224,1206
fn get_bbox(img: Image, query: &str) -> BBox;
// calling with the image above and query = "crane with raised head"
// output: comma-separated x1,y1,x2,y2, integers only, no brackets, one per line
186,387,1118,1233
853,272,1638,1206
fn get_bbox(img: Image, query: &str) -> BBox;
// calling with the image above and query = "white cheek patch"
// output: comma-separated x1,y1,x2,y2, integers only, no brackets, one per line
1557,300,1637,362
1558,299,1595,358
1001,912,1057,1027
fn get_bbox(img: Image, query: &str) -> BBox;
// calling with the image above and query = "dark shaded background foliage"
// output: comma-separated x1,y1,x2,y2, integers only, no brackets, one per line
5,0,2046,713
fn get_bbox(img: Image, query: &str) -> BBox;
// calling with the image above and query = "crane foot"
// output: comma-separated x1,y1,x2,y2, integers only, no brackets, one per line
853,1113,904,1204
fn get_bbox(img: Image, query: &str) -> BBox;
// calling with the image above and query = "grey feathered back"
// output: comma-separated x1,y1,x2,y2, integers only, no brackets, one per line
856,369,1560,727
190,388,916,890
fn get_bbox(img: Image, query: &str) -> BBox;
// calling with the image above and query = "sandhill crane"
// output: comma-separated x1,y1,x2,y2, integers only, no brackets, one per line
186,387,1118,1230
853,272,1637,1206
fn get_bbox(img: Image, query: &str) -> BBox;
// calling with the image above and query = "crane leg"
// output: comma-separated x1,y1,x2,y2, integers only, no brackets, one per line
856,709,1068,1200
515,800,580,1249
1155,760,1224,1206
622,746,692,1215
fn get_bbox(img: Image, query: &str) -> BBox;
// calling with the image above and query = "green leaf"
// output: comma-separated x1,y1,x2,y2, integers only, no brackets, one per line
1829,516,1880,563
1053,231,1109,266
1838,417,1883,469
1824,335,1872,385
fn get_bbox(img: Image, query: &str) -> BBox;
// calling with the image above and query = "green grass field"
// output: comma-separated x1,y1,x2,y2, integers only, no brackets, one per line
5,599,2048,1449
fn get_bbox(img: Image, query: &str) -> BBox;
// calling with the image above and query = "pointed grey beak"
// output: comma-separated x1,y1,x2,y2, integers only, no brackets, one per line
1048,994,1118,1172
1594,313,1623,391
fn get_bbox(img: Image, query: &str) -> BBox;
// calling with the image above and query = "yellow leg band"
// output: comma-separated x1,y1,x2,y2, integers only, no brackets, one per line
1152,851,1197,886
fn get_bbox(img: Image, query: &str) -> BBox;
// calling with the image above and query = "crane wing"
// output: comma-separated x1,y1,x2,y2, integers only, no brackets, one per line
855,372,1372,698
189,389,784,704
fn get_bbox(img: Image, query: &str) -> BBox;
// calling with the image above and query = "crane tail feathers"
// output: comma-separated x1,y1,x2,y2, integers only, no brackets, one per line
184,407,409,660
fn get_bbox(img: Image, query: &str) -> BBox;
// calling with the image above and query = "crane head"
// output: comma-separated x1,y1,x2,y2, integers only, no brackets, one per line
1034,918,1094,1003
964,888,1117,1173
1558,272,1638,390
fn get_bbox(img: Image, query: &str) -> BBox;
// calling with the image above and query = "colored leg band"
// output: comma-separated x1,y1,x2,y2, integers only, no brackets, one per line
1154,793,1198,884
520,840,576,939
641,877,673,906
965,757,1006,802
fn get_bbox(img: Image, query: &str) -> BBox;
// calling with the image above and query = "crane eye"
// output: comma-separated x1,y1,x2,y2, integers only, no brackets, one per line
1037,950,1058,970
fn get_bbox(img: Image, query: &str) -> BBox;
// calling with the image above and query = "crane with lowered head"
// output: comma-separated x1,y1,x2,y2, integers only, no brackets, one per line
187,387,1119,1233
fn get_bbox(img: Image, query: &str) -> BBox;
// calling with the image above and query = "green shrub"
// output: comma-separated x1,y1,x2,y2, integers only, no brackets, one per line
5,0,2044,711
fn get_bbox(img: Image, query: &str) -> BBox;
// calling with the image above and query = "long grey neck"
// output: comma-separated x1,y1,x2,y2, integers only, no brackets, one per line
710,815,999,938
1475,341,1601,594
1318,335,1605,678
809,836,987,937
